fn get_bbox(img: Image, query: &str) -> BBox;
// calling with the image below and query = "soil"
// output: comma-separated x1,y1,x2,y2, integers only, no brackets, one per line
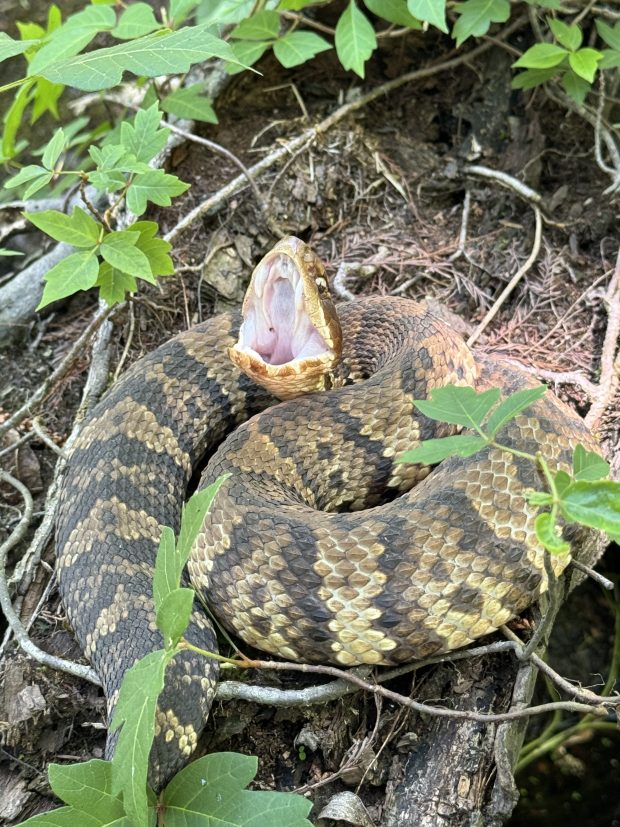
0,13,619,827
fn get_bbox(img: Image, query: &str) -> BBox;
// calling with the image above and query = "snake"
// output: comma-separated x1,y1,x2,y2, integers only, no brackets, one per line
56,236,600,788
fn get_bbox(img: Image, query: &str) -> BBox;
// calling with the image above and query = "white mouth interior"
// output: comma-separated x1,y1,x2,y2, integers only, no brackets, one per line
238,254,329,365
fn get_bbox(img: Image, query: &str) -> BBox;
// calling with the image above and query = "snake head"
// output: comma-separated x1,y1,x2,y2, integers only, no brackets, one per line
229,236,342,400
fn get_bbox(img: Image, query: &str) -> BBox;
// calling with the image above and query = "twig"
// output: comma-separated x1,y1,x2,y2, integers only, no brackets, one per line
509,365,598,399
31,419,68,459
0,470,100,685
448,189,472,262
0,304,117,441
467,206,543,346
165,16,528,245
585,246,620,430
570,560,614,591
464,164,543,205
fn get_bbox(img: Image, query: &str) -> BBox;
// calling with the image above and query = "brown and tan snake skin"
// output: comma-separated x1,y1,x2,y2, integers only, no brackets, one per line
56,237,600,787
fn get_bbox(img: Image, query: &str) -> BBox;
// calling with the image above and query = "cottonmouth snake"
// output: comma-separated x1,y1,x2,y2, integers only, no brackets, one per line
56,237,600,787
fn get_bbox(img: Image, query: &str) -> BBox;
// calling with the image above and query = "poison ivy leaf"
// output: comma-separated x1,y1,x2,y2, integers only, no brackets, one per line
0,33,39,63
121,104,169,163
100,230,151,276
156,587,195,647
48,760,125,822
397,434,487,465
364,0,421,27
548,18,582,51
513,43,568,69
38,250,99,309
131,221,174,279
112,3,160,39
485,385,547,438
535,512,570,555
596,19,620,51
29,5,117,75
335,0,377,78
25,207,100,247
111,649,175,827
511,66,559,90
96,262,137,305
161,85,218,123
407,0,448,33
413,385,500,429
231,10,280,40
568,48,602,82
177,476,230,565
560,480,620,535
227,40,271,73
41,128,65,170
572,444,610,481
162,753,313,826
562,69,590,103
273,31,331,67
126,169,189,216
38,25,246,91
453,0,510,47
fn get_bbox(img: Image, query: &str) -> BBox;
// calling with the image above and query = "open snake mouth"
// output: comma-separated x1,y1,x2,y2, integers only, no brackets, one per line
237,254,330,365
229,238,342,399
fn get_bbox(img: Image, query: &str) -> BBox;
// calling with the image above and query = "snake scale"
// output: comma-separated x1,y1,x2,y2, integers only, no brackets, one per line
56,237,600,787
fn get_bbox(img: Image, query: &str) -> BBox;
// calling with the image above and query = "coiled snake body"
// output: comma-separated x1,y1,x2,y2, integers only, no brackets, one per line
56,238,599,786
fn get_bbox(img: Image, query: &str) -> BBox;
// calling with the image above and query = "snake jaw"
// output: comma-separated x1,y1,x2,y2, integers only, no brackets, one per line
229,236,342,400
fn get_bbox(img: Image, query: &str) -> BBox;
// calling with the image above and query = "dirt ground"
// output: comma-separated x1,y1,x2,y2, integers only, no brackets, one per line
1,21,619,827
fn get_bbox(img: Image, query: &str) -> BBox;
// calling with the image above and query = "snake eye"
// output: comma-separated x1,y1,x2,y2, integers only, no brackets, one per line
315,276,328,293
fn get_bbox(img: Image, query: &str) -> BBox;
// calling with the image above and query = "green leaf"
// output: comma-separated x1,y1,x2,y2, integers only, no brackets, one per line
2,79,36,162
100,230,152,277
511,66,559,90
413,385,501,430
129,221,173,279
161,85,218,123
25,207,101,247
38,25,246,91
96,262,137,305
0,248,24,256
0,32,39,63
162,753,313,826
177,476,230,565
273,31,331,67
560,480,620,535
554,470,572,497
548,18,582,51
111,649,175,827
364,0,422,27
452,0,510,47
231,10,280,40
568,48,602,82
573,444,610,481
535,512,570,555
29,5,117,75
335,0,377,78
153,526,182,615
562,69,590,103
485,385,547,437
596,19,620,51
525,490,554,507
48,760,125,822
227,40,271,73
170,0,202,25
112,3,160,39
23,172,55,198
13,807,101,826
156,587,195,647
599,49,620,70
37,250,99,309
513,43,568,69
407,0,448,33
31,77,64,123
398,434,487,465
125,169,189,216
198,0,255,27
121,104,169,163
4,164,48,188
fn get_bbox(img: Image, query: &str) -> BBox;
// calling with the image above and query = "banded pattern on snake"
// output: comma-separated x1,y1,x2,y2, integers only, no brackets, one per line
56,237,600,786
